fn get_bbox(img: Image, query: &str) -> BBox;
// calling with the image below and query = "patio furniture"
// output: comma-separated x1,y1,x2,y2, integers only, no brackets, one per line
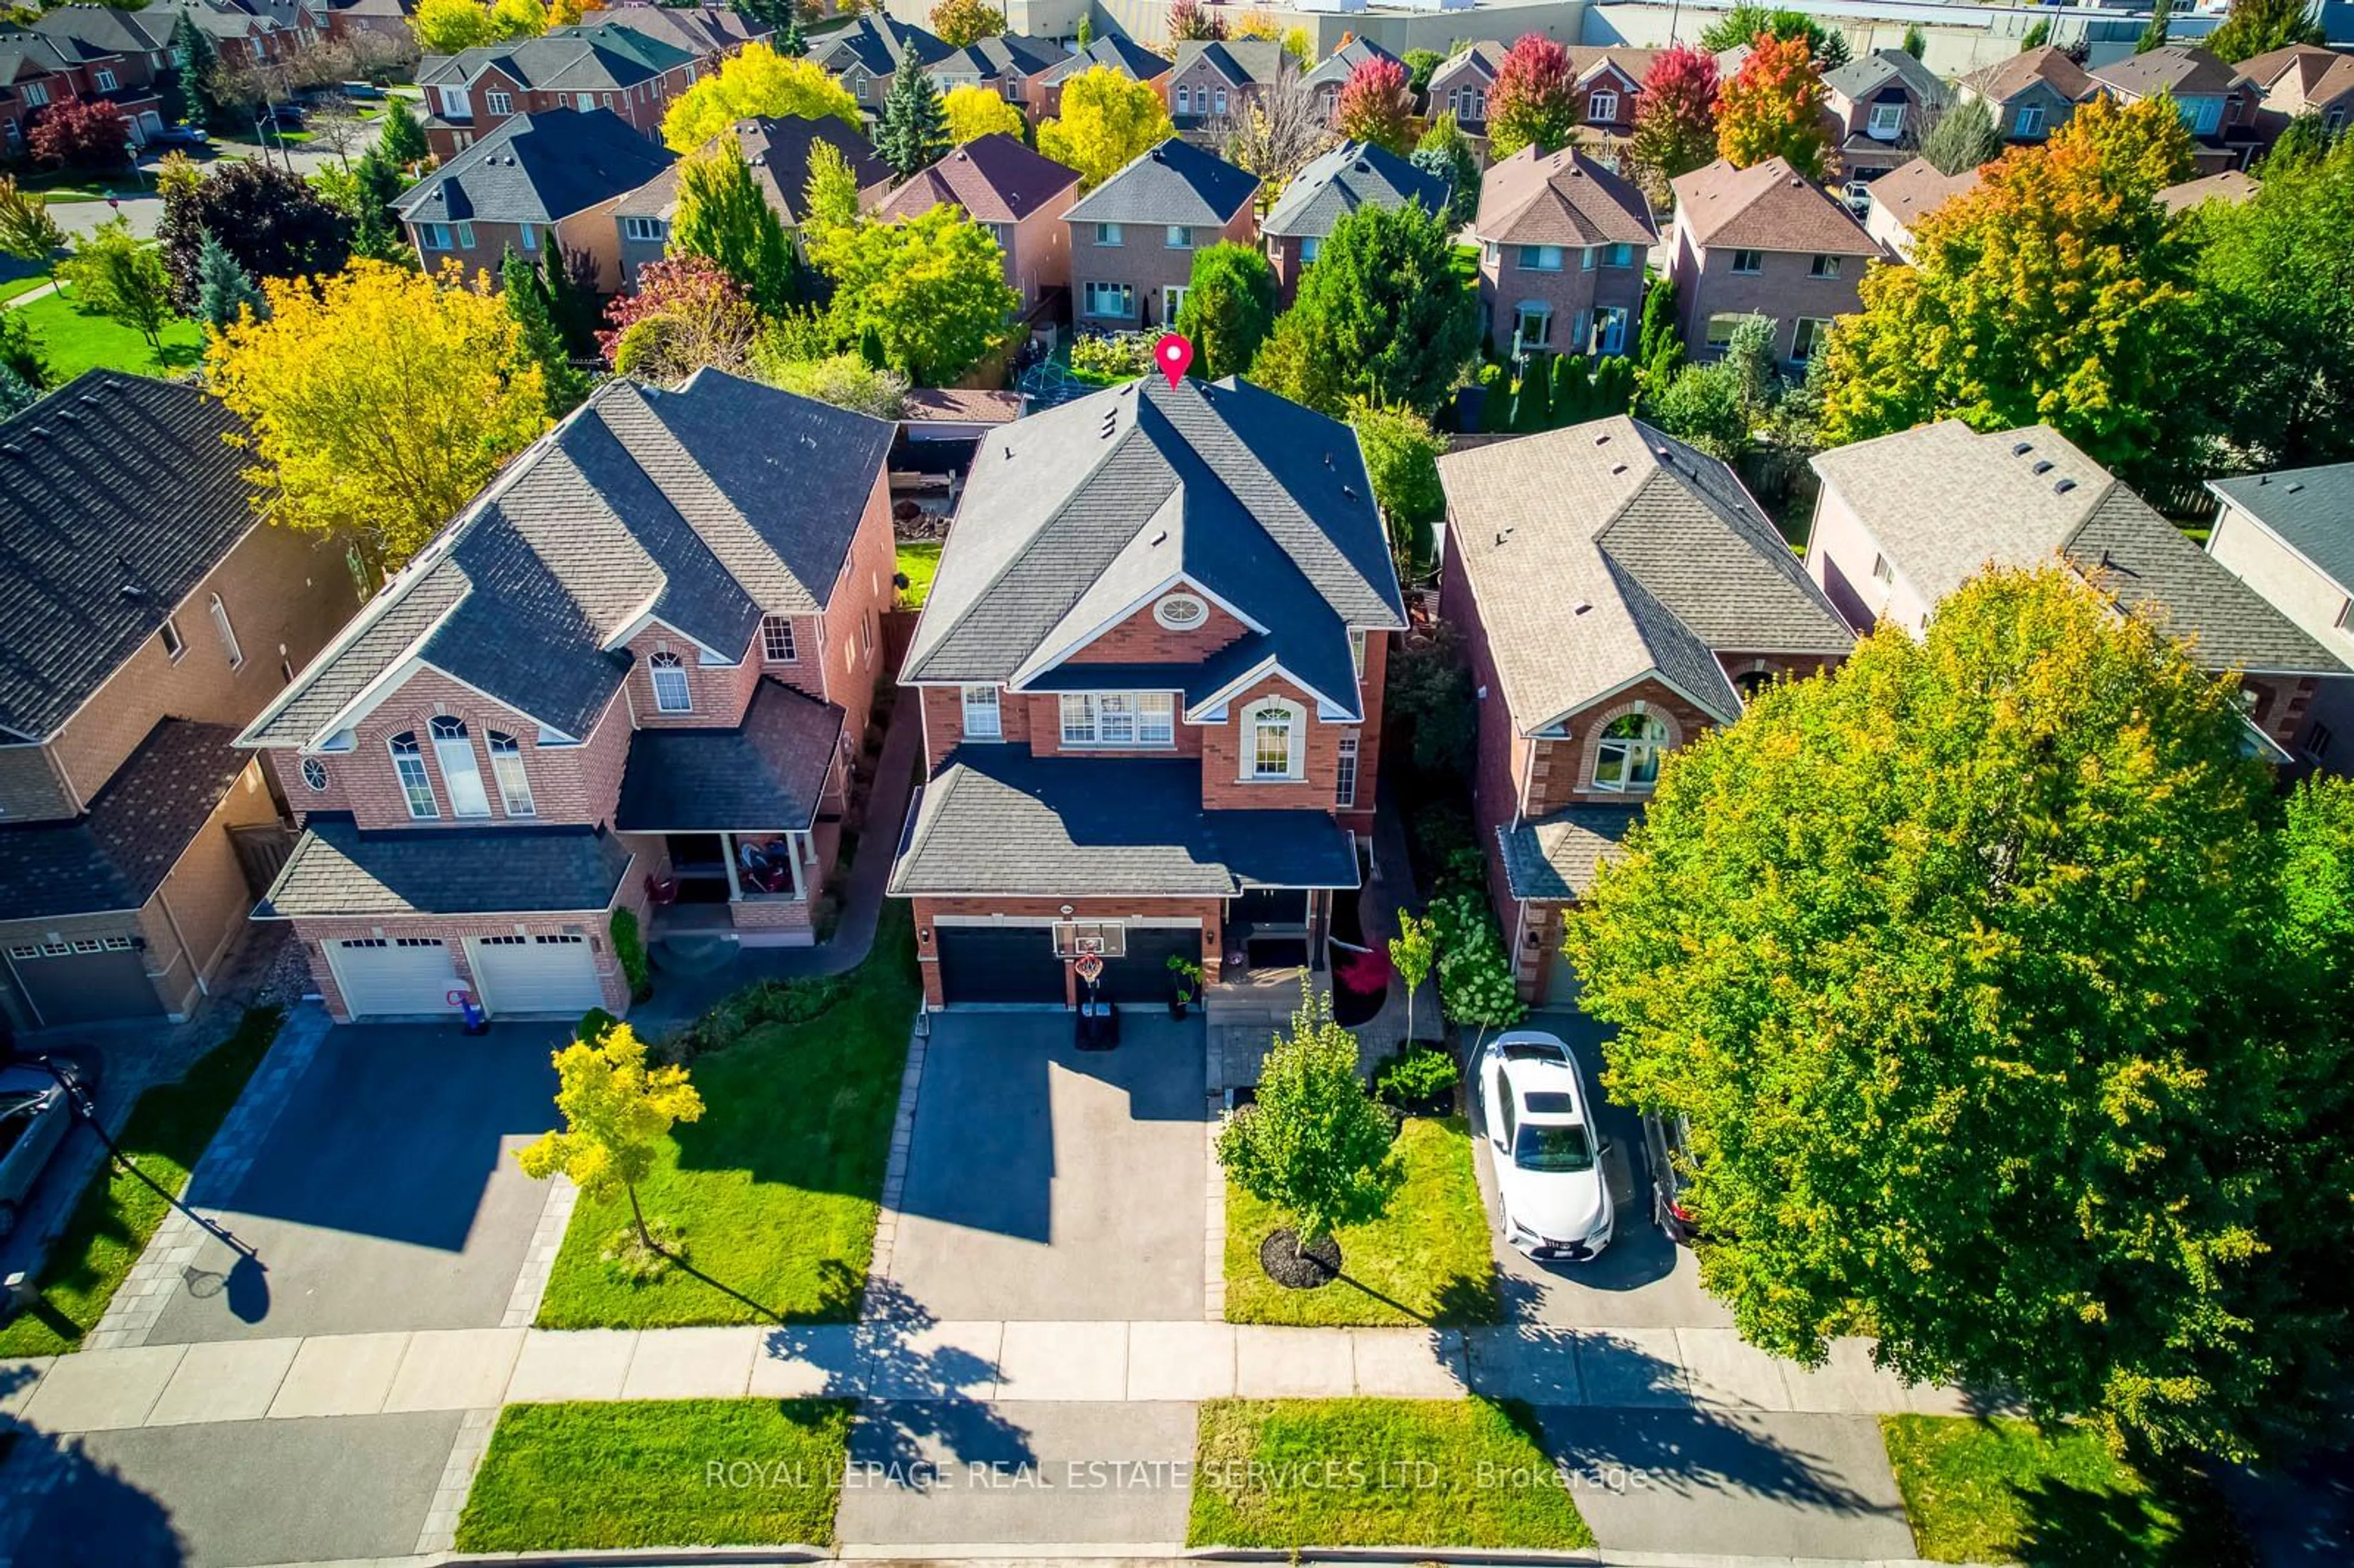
645,873,679,907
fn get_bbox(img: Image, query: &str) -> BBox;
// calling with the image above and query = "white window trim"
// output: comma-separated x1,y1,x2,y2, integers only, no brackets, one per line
488,730,535,816
208,594,243,669
1588,89,1617,123
1243,696,1305,782
623,216,665,242
1729,249,1764,275
2015,104,2045,136
430,715,492,818
1592,711,1667,794
158,615,185,661
1095,221,1123,246
389,733,439,820
1059,691,1176,748
649,651,693,712
762,614,797,662
1335,730,1360,808
962,684,1002,739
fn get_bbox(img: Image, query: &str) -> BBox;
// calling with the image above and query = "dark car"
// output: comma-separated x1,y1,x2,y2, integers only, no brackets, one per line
1640,1109,1699,1244
0,1053,97,1239
150,123,210,148
266,105,306,131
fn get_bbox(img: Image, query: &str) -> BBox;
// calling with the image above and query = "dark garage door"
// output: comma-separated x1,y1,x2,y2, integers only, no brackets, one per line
1089,927,1201,1006
6,936,159,1026
935,924,1068,1005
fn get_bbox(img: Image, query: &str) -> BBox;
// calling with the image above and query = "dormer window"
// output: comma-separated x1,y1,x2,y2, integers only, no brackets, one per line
1594,712,1667,793
649,650,692,712
1248,701,1300,780
1154,593,1208,630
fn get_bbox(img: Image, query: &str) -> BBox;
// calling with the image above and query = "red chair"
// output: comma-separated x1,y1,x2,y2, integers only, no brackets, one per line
645,873,679,907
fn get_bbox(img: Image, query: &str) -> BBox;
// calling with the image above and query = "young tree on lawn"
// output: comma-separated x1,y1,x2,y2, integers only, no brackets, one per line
0,177,67,283
196,232,267,331
1172,241,1277,379
58,219,176,358
668,138,797,316
29,99,132,173
1167,0,1226,43
305,92,368,172
207,259,548,572
516,1022,704,1254
1216,987,1399,1265
332,142,414,264
2207,0,2323,62
1350,400,1445,573
1634,273,1683,394
1569,564,2354,1459
411,0,496,54
1819,93,2201,489
158,159,354,314
1916,97,2002,177
1628,43,1721,202
1263,199,1478,416
1038,66,1176,189
943,83,1026,143
1387,908,1438,1047
1335,56,1414,153
874,66,951,180
502,246,588,416
663,44,862,153
379,94,429,167
1716,32,1829,178
812,207,1017,383
598,256,761,381
800,139,864,259
929,0,1004,47
1411,112,1480,227
1487,34,1577,159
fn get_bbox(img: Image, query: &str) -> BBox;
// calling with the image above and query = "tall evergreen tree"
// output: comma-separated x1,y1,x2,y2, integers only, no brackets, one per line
668,141,796,316
172,12,221,127
873,66,950,180
379,95,429,167
2138,0,2174,52
503,246,590,416
196,231,266,330
779,10,807,57
1410,113,1480,228
543,243,603,357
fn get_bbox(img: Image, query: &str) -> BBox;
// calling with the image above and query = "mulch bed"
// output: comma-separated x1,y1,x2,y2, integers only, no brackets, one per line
1259,1228,1343,1290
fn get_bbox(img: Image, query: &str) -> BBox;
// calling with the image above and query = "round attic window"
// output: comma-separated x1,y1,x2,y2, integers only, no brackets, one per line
301,758,329,792
1154,593,1208,631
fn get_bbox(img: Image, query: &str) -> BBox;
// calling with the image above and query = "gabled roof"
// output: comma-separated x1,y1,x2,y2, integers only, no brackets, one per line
874,132,1080,225
1823,47,1950,108
1430,39,1508,86
2208,462,2354,593
1959,44,2095,106
1172,39,1288,88
935,32,1064,80
0,721,248,918
1439,417,1854,733
2237,43,2354,107
2087,44,2246,101
395,107,676,226
29,5,176,60
1062,137,1258,227
0,32,79,86
241,372,895,750
1670,156,1881,256
417,24,691,89
1301,36,1402,91
1263,139,1451,240
1811,421,2344,676
0,373,268,744
612,115,886,226
2156,168,2259,215
1036,34,1167,88
584,4,768,58
1567,45,1659,87
257,815,634,918
904,375,1405,713
1867,156,1981,232
810,13,949,78
1472,143,1656,248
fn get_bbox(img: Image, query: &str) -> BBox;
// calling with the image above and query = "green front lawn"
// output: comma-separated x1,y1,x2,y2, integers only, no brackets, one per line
1,275,51,303
456,1399,851,1552
532,908,918,1329
1881,1415,2252,1567
895,539,940,609
0,1007,283,1357
10,286,205,380
1189,1398,1595,1550
1224,1114,1498,1326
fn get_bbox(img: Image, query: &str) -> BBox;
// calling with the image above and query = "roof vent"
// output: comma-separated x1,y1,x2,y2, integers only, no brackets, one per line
28,426,47,440
1150,147,1166,162
1610,463,1626,475
2031,460,2052,474
2011,441,2033,455
119,583,145,602
1341,484,1357,500
1594,431,1610,445
1151,528,1168,546
2054,478,2078,495
1572,601,1591,615
1654,445,1670,458
2286,482,2305,494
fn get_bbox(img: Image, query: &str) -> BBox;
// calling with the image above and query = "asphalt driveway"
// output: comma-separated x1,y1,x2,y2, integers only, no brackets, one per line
885,1012,1206,1322
145,1021,564,1345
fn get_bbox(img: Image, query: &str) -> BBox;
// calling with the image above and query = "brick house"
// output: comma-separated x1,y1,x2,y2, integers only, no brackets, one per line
1064,139,1259,332
416,23,696,161
2085,45,2264,172
26,4,177,145
323,0,415,47
395,107,676,294
1819,47,1950,188
809,13,949,121
873,132,1081,310
1,33,95,157
1300,36,1404,124
1666,156,1883,372
1862,157,1978,263
0,374,361,1029
1807,421,2347,759
1438,416,1854,1005
889,373,1406,1010
2203,463,2354,773
1471,144,1655,357
1956,44,2095,146
1562,46,1658,167
2236,43,2354,142
1425,39,1506,140
145,0,320,72
237,371,900,1022
587,2,771,66
612,114,886,289
1034,35,1169,123
1167,39,1286,134
932,32,1065,124
1263,139,1451,305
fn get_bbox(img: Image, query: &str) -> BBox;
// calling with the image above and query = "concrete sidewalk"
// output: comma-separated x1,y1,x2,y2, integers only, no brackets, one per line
6,1321,1971,1436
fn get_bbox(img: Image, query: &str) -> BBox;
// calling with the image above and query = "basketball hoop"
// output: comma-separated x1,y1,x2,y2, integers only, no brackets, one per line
1074,954,1105,984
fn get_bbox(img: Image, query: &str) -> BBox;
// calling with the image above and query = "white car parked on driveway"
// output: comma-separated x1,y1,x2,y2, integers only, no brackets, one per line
1480,1030,1614,1262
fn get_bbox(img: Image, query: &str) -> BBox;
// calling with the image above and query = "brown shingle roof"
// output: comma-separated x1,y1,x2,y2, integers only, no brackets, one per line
1868,157,1981,232
2155,169,2260,216
1959,45,2095,106
874,132,1081,224
1670,157,1881,256
1473,144,1658,247
2088,45,2247,102
2239,43,2354,109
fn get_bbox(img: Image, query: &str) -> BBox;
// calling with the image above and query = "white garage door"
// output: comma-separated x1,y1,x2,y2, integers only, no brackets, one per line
468,933,601,1016
329,937,461,1018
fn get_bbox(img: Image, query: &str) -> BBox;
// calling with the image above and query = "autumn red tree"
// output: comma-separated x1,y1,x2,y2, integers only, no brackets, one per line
1716,31,1829,179
1487,34,1577,159
1628,43,1721,200
1335,56,1414,153
29,97,131,173
1168,0,1227,42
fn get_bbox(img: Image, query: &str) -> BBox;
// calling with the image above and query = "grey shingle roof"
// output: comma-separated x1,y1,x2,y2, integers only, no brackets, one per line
1823,47,1950,108
1811,421,2344,676
1171,39,1288,89
810,13,949,78
2208,463,2354,592
29,4,176,60
1263,139,1450,240
1439,417,1853,732
1062,137,1259,226
395,108,676,227
417,23,691,90
1301,36,1402,91
1035,34,1165,88
1497,807,1639,902
888,747,1362,897
0,721,247,919
937,32,1064,81
0,374,261,743
243,371,894,748
614,115,888,226
257,816,634,918
614,679,844,832
904,375,1404,710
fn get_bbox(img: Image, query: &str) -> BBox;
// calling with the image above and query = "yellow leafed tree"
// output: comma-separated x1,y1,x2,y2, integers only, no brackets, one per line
206,261,549,575
942,83,1026,144
661,43,864,153
409,0,495,53
1037,66,1175,189
546,0,603,24
517,1022,703,1252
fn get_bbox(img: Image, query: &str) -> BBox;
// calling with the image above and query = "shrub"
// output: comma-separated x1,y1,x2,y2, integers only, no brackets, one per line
1375,1045,1460,1108
1069,330,1154,379
609,908,652,1003
665,969,859,1060
576,1006,620,1045
1432,891,1525,1031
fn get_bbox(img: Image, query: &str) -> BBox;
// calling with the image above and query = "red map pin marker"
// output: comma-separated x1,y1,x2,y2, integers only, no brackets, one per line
1154,332,1194,389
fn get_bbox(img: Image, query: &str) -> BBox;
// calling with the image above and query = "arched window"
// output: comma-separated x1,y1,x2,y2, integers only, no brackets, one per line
1593,712,1667,793
649,651,691,712
1735,668,1776,702
487,731,535,816
1249,702,1297,780
389,731,438,819
429,715,492,816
